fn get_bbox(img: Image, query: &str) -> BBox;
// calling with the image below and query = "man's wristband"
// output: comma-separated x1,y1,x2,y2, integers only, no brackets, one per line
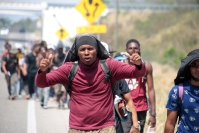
150,114,156,117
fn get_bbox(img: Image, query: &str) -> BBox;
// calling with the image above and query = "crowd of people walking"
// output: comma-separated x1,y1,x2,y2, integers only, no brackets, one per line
1,34,199,133
1,39,70,110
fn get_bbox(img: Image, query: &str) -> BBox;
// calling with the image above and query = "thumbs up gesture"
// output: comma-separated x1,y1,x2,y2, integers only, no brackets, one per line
124,52,142,66
40,49,53,72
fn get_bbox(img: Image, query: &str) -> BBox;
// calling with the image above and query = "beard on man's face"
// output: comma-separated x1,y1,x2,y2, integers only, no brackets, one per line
191,74,199,82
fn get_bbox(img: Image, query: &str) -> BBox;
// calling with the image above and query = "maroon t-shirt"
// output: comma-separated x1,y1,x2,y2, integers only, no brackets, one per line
126,77,148,112
35,58,146,130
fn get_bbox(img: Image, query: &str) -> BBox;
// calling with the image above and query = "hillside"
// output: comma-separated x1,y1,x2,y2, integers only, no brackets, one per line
100,9,199,69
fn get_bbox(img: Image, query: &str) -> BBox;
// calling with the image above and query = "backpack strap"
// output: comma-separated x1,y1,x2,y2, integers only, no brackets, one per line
178,83,184,104
68,61,78,81
99,59,110,82
64,61,78,95
178,83,184,101
99,59,118,93
177,83,184,124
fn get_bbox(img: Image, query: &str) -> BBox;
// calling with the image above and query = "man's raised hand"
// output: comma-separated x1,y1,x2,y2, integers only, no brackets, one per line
124,52,142,66
39,50,53,72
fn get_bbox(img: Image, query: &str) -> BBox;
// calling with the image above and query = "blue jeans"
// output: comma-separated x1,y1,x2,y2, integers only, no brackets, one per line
37,87,50,106
13,74,19,95
13,73,25,95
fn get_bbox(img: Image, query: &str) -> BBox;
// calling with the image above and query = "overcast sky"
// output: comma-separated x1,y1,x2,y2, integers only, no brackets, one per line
0,0,80,4
0,0,82,23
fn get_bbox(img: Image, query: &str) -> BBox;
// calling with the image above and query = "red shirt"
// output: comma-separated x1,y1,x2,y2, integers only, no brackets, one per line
35,58,146,130
126,77,148,111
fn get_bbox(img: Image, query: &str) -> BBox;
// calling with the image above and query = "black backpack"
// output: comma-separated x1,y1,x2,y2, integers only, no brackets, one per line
1,55,9,73
64,59,111,96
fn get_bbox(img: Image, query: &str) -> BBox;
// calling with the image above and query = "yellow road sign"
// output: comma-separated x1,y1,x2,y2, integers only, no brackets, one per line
76,0,106,24
76,25,107,34
56,27,69,40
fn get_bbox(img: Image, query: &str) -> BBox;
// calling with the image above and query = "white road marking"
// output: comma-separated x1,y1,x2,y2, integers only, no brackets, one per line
27,100,37,133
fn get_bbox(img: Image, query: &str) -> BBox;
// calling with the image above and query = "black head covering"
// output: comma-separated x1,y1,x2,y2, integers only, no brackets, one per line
63,34,109,63
76,36,98,52
174,49,199,85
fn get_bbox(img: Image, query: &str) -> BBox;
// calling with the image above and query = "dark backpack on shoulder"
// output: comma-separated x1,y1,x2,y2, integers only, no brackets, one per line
1,55,9,73
64,59,111,108
64,59,111,96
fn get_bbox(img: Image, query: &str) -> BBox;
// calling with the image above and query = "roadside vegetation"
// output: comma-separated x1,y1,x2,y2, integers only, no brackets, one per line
101,9,199,69
100,9,199,133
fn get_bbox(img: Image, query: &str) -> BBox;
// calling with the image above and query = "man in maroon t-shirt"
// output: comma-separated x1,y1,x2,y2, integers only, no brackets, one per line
35,35,146,133
122,39,156,133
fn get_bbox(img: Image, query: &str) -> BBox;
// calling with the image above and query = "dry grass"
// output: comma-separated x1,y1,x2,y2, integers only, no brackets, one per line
144,62,177,133
100,9,199,68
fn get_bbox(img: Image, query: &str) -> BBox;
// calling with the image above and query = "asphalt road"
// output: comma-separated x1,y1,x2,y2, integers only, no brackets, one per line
0,72,70,133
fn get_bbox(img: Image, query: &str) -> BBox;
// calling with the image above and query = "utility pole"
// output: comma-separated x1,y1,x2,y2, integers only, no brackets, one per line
53,14,65,48
115,0,118,49
97,16,101,40
53,14,62,27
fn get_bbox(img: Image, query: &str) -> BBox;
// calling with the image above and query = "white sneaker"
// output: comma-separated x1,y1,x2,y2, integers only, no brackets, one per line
43,106,47,109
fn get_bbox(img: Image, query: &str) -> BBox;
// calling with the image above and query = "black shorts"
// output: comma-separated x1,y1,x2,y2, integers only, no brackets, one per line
121,110,147,133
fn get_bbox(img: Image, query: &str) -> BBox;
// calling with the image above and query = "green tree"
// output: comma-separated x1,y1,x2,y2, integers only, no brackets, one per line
0,18,11,28
10,18,37,32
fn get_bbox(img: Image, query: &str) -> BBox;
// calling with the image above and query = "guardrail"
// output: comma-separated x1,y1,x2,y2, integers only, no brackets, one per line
0,2,199,11
109,4,199,10
48,3,199,10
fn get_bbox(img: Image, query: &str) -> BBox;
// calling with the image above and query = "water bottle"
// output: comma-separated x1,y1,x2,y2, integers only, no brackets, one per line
147,126,156,133
7,71,11,76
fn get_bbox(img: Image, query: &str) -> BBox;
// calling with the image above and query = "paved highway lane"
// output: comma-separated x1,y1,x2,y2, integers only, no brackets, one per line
0,73,69,133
